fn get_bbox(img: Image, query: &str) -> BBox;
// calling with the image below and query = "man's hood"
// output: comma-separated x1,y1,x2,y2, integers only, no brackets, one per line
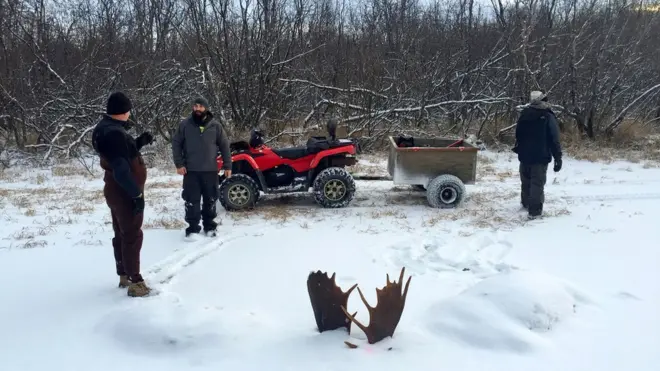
529,100,552,111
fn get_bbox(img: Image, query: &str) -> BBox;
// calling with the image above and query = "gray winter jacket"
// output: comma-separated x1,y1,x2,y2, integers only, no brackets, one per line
171,113,232,172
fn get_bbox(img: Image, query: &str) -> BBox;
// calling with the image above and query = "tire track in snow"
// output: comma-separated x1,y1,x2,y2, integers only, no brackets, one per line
559,192,660,203
145,232,248,286
479,176,660,187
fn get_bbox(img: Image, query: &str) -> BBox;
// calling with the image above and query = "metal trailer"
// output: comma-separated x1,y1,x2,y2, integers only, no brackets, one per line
375,136,479,208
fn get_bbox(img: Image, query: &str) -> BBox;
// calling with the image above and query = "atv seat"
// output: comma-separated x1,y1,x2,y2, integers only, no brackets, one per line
273,146,310,160
274,138,355,160
306,137,354,154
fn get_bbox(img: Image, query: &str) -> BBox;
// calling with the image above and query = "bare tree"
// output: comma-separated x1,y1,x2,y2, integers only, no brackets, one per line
1,0,660,162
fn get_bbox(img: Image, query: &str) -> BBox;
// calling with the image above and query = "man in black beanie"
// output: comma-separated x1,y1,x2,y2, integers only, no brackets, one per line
172,96,232,237
92,91,154,297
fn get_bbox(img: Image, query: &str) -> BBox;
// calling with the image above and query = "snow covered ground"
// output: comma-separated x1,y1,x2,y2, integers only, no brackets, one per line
1,150,659,371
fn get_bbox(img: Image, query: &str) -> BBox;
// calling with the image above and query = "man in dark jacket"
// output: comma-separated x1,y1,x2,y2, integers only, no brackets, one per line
92,91,154,297
171,97,232,237
513,91,563,219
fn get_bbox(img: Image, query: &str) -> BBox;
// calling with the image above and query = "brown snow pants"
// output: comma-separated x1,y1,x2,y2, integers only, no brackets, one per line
102,156,147,281
519,162,548,215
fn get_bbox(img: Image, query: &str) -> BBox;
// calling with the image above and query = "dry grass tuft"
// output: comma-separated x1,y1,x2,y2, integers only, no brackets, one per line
148,180,180,189
369,208,407,219
17,240,48,249
358,225,380,234
9,226,53,241
477,164,498,180
543,207,571,218
0,169,21,183
385,193,427,205
494,170,515,181
10,195,31,209
32,187,59,196
47,215,76,225
349,162,385,176
260,205,296,223
71,202,96,214
34,174,47,185
75,239,104,246
143,216,186,230
85,190,105,203
51,166,90,177
11,227,36,240
560,120,660,164
477,153,496,164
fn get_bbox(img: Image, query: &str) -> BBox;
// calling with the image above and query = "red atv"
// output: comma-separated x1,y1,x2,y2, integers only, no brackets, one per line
216,120,359,211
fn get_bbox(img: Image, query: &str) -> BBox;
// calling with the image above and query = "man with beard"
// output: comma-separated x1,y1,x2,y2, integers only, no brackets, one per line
172,97,232,237
92,91,154,297
513,90,563,220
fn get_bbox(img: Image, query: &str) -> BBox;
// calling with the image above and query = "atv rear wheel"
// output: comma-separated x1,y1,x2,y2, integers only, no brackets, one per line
219,174,259,211
312,167,356,208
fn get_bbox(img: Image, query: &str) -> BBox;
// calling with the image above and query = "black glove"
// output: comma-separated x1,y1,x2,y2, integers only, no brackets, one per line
136,132,154,150
132,193,145,215
553,158,562,172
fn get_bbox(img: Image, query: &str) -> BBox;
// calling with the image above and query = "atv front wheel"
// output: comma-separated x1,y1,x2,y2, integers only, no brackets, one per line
312,167,356,208
219,174,259,211
219,174,260,203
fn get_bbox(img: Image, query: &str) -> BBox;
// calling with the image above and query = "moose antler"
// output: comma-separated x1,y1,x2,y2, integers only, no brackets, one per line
340,267,411,344
307,270,358,333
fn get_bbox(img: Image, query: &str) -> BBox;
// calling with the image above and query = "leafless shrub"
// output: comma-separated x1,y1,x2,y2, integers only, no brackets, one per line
1,0,659,161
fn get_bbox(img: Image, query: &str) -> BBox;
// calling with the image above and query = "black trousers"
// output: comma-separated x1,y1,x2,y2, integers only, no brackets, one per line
519,163,548,216
182,171,219,230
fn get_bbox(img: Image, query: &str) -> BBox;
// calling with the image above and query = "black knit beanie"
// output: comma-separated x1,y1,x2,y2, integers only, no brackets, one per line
106,91,132,115
192,96,209,109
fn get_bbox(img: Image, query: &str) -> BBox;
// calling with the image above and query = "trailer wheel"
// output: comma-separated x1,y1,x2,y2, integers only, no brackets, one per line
426,174,466,208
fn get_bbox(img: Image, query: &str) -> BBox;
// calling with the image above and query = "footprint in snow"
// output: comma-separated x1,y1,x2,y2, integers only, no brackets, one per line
615,291,641,301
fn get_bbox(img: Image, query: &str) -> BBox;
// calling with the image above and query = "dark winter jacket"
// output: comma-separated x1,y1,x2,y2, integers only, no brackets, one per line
171,112,232,172
514,102,562,165
92,115,147,199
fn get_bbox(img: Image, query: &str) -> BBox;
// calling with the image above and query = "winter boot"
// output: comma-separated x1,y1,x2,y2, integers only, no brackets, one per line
203,220,218,236
128,281,151,297
185,224,201,237
118,275,130,288
127,275,151,297
528,204,543,220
